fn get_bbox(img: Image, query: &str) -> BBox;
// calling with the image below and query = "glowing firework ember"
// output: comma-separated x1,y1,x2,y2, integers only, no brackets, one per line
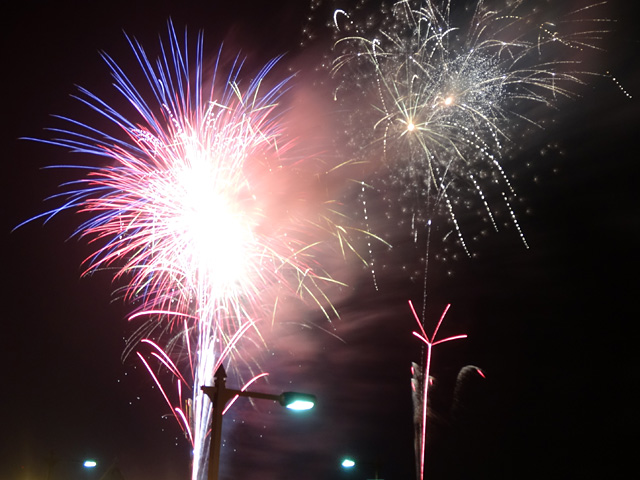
21,22,342,480
330,0,609,255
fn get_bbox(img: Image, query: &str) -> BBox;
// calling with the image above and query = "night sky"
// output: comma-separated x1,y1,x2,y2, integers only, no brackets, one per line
2,1,638,480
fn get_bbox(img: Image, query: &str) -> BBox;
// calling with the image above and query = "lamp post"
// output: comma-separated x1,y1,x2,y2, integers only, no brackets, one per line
201,364,316,480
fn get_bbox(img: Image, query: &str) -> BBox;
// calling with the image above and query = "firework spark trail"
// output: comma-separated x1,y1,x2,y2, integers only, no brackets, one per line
410,301,467,480
21,21,345,480
330,0,609,259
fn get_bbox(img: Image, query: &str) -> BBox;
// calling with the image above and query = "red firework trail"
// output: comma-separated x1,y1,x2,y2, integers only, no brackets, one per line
410,300,467,480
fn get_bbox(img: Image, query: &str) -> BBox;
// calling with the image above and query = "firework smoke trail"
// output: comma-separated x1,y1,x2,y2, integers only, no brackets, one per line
330,0,609,260
21,22,342,480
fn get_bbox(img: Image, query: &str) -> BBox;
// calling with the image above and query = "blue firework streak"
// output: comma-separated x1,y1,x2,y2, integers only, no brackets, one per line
21,20,342,480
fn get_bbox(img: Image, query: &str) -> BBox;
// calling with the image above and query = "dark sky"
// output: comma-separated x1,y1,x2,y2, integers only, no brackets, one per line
2,1,638,480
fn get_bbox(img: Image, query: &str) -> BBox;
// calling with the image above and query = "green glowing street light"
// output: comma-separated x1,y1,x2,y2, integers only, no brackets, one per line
341,458,356,468
340,456,381,479
46,456,99,480
280,392,316,410
202,365,316,480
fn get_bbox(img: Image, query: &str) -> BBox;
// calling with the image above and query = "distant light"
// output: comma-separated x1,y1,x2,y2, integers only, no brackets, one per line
443,95,454,106
342,458,356,468
406,122,415,132
83,460,97,468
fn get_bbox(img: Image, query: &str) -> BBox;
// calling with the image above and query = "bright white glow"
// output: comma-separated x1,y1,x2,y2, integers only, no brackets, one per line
406,121,415,131
285,399,315,410
443,95,454,106
83,461,97,468
341,459,356,468
171,155,254,295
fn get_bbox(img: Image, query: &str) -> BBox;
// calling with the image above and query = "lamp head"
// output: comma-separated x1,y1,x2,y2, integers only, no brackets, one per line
341,458,356,468
279,392,316,410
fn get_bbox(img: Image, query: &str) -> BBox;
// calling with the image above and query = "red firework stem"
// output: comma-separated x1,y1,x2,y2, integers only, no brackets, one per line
409,300,467,480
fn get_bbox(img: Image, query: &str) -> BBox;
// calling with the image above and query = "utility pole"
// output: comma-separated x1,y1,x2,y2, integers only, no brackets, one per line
201,365,316,480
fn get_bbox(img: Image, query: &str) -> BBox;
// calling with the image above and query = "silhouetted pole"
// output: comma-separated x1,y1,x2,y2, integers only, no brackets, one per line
204,365,228,480
201,365,316,480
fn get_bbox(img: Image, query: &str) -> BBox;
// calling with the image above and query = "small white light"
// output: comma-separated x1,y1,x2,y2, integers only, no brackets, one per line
83,460,97,468
280,392,316,410
285,400,315,411
342,459,356,468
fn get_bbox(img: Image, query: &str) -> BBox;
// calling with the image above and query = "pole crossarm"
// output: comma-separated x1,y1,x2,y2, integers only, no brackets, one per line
201,385,282,408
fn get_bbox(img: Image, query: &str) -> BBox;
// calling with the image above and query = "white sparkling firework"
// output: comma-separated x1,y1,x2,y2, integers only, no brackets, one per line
328,3,609,477
330,0,609,256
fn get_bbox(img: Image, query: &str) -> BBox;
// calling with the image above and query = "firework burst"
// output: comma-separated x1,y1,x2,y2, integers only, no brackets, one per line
328,3,609,476
21,21,344,480
331,0,609,256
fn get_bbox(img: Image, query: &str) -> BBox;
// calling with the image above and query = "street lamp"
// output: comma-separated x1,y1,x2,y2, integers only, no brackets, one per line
341,458,356,468
45,455,98,480
280,391,316,410
201,364,316,480
340,457,382,479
